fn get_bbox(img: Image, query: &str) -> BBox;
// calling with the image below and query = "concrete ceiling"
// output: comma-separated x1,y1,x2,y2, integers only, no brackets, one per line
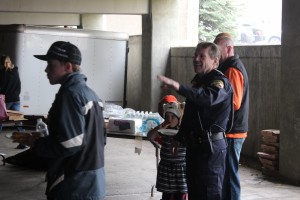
0,0,149,25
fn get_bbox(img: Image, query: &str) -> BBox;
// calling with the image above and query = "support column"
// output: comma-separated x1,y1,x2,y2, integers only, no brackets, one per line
280,0,300,183
141,0,199,111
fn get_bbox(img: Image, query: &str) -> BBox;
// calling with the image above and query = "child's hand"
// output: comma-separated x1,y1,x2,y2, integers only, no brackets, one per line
160,121,170,129
150,140,161,149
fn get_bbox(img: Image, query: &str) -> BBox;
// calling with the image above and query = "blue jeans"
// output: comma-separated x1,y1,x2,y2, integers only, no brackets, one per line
6,102,21,111
0,101,23,132
222,138,245,200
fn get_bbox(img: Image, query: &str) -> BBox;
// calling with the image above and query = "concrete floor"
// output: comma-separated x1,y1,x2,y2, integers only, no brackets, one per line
0,130,300,200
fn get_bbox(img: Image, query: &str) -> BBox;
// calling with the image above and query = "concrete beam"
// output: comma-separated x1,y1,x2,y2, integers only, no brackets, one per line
0,0,149,14
0,12,80,26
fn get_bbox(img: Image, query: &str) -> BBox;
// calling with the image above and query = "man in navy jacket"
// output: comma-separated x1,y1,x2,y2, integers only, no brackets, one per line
14,41,106,200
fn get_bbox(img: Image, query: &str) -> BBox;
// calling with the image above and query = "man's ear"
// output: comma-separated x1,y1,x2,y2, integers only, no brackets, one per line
214,57,219,67
227,45,233,54
65,62,73,73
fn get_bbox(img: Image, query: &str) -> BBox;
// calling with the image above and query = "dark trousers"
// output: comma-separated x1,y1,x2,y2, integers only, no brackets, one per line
186,139,227,200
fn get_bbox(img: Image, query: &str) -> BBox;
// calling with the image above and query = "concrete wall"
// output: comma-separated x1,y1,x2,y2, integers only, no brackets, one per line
127,36,281,158
235,46,281,157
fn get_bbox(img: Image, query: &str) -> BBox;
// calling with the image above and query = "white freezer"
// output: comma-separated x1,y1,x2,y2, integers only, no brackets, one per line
0,25,129,115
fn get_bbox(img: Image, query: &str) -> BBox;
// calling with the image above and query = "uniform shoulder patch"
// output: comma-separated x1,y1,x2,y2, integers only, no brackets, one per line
210,80,224,89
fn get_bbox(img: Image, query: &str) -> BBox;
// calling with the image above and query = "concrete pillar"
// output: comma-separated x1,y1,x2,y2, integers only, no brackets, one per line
280,0,300,183
141,0,199,111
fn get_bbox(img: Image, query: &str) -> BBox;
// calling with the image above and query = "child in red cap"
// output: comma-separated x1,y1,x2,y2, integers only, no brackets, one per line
147,95,187,200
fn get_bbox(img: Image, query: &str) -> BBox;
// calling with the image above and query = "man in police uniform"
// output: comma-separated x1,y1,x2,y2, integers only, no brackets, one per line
157,42,233,200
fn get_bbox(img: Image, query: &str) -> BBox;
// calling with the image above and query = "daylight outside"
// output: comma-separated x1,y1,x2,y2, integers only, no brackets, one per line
199,0,282,45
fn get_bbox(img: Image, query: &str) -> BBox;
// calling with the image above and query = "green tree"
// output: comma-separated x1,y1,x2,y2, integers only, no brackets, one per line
199,0,241,42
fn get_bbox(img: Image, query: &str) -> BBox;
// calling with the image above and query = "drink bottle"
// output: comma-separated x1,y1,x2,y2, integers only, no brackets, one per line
36,118,49,136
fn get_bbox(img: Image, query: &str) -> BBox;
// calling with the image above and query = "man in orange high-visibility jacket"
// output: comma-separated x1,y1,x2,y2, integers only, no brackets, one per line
214,34,249,200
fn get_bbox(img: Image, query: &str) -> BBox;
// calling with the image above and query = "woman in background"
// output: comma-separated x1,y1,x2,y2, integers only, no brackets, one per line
0,55,25,149
0,55,21,111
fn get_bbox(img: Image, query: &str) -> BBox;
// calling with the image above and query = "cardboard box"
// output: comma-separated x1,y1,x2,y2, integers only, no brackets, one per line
259,157,279,167
108,118,142,134
7,110,26,121
260,144,279,154
261,129,280,143
257,152,279,160
261,129,280,137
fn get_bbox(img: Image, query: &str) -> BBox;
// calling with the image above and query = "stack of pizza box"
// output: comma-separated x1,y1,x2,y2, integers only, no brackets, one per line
6,110,26,121
257,129,280,177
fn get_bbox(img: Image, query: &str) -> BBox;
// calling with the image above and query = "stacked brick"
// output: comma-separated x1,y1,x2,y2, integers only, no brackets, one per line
257,129,280,177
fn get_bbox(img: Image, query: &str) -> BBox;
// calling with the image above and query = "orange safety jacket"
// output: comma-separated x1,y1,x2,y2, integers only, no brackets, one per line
219,55,249,139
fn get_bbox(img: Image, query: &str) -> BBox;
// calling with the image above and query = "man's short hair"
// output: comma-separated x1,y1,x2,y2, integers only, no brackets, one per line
196,42,221,60
214,35,234,47
215,32,233,40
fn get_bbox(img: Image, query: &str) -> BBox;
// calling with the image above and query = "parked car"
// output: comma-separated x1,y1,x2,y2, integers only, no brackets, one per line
238,23,264,44
265,35,281,44
263,28,281,44
237,23,281,45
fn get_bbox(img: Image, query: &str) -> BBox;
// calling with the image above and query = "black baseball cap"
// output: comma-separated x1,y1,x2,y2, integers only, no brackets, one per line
34,41,81,65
